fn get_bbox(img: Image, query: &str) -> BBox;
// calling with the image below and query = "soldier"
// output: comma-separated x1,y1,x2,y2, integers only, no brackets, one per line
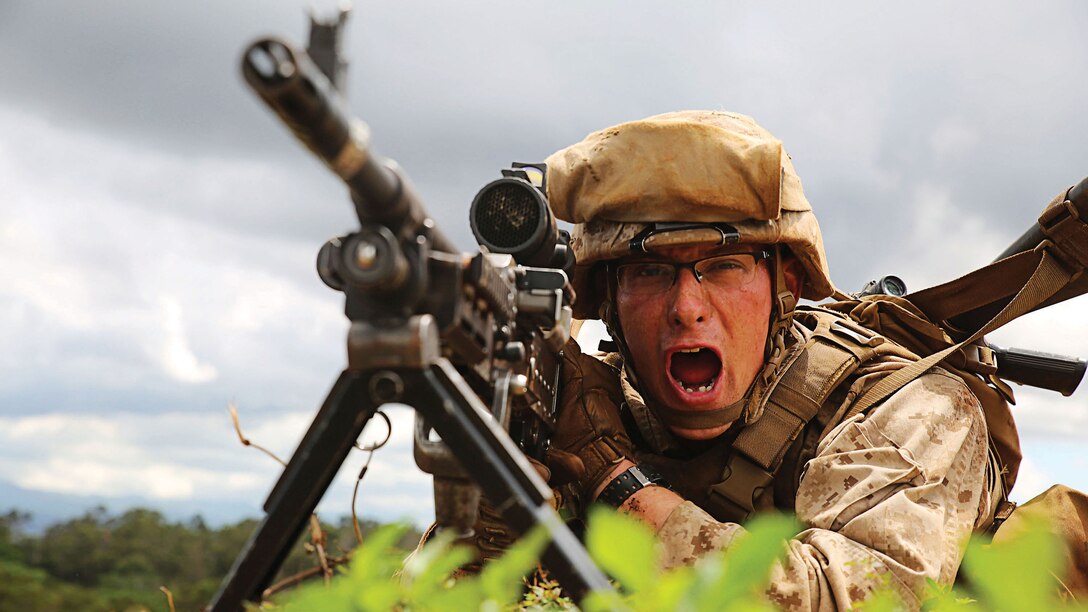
527,110,999,609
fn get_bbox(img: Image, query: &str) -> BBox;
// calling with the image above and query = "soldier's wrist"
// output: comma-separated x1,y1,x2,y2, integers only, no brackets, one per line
595,463,670,508
591,460,636,500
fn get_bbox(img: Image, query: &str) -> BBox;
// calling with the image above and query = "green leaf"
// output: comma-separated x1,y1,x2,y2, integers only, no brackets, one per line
480,524,550,605
351,522,413,585
585,506,658,594
639,566,695,612
429,576,484,611
403,530,474,604
961,514,1064,610
284,523,411,611
581,588,634,612
920,577,979,611
687,513,798,609
284,579,360,611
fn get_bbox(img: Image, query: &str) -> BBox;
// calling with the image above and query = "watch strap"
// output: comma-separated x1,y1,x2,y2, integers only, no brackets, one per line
597,464,669,508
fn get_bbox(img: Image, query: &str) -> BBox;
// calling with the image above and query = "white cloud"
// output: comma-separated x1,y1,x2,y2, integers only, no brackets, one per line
893,182,1011,288
929,119,979,163
0,408,435,525
0,413,262,500
1009,454,1052,504
0,105,348,407
157,296,219,384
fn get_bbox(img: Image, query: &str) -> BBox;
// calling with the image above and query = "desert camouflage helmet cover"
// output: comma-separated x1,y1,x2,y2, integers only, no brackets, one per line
544,110,836,319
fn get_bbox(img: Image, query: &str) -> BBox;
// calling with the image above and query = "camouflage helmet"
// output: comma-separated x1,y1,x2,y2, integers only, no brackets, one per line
544,110,836,320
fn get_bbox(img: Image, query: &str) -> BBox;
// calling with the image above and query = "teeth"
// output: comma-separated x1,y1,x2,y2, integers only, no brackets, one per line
678,348,702,353
680,382,715,393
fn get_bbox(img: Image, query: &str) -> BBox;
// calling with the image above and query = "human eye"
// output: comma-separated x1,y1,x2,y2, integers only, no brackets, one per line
632,263,671,278
706,256,749,272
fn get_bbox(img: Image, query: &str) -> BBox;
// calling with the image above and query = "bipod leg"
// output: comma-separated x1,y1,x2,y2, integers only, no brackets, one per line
209,369,382,611
407,359,614,600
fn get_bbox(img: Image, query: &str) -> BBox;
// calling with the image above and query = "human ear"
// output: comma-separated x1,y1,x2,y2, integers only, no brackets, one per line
782,255,806,299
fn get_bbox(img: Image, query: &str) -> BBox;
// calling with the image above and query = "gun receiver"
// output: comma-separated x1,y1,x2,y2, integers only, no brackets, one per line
210,31,611,612
990,345,1087,397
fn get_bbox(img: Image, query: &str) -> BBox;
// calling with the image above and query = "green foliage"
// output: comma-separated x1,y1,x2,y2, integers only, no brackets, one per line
282,508,798,612
5,502,1087,611
917,513,1088,612
283,522,553,611
278,506,1088,612
516,579,577,611
0,505,420,612
962,514,1063,610
581,509,796,612
585,506,656,593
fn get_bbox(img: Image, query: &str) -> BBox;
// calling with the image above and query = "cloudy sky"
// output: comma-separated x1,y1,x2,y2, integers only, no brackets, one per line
2,1,1086,532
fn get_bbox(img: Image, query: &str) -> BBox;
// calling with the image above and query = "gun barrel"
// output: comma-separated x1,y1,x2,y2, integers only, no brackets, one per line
946,176,1088,333
241,38,455,253
994,176,1088,262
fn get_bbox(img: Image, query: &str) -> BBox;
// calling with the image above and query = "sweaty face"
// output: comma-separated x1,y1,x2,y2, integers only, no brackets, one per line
615,244,773,440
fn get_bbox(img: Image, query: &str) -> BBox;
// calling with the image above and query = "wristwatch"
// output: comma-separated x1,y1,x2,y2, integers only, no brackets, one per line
597,464,670,508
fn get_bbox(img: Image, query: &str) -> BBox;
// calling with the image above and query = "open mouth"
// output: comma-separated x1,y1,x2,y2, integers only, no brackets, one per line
668,347,723,394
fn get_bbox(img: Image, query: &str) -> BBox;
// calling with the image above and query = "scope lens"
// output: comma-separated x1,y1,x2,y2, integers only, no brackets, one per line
880,276,907,296
474,182,542,249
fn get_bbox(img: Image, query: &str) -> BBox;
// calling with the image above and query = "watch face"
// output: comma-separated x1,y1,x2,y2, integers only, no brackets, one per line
631,466,653,486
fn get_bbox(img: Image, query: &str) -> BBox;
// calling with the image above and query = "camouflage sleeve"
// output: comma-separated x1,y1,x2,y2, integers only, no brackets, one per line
654,369,991,610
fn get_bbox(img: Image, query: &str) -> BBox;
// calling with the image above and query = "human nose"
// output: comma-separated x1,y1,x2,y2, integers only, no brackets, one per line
669,266,709,327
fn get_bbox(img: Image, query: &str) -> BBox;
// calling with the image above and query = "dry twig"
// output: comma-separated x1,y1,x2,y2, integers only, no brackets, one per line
261,554,351,600
230,401,286,467
159,586,176,612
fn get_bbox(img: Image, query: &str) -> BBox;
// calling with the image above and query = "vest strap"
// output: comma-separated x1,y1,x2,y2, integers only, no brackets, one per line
703,315,879,521
706,452,775,520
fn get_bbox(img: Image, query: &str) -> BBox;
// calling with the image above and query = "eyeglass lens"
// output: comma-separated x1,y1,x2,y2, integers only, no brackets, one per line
617,253,763,295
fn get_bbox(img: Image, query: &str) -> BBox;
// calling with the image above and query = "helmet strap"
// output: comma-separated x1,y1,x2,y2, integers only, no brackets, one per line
742,244,798,424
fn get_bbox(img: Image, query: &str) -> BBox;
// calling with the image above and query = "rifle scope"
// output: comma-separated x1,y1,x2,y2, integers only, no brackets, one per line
470,164,574,273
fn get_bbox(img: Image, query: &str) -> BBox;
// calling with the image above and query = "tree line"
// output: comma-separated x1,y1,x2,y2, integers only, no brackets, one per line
0,506,422,611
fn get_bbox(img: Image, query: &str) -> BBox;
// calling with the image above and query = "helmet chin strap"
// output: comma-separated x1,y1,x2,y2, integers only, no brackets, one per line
603,245,799,433
742,243,797,425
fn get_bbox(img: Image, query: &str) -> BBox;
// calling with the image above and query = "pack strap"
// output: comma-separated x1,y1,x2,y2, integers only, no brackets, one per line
906,249,1044,325
907,186,1088,330
846,248,1075,419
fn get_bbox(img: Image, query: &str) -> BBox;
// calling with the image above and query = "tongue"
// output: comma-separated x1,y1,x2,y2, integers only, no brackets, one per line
670,350,721,386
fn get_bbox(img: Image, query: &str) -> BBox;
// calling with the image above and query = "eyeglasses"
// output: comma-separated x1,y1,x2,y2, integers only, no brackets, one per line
615,251,772,295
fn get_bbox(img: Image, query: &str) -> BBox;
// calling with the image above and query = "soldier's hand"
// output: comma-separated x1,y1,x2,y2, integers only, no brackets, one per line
468,458,558,569
546,370,634,505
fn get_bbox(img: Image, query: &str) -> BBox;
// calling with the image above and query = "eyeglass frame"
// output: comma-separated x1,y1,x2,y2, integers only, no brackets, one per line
612,250,773,295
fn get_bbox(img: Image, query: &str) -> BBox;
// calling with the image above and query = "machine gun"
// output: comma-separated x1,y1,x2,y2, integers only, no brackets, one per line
208,14,611,612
